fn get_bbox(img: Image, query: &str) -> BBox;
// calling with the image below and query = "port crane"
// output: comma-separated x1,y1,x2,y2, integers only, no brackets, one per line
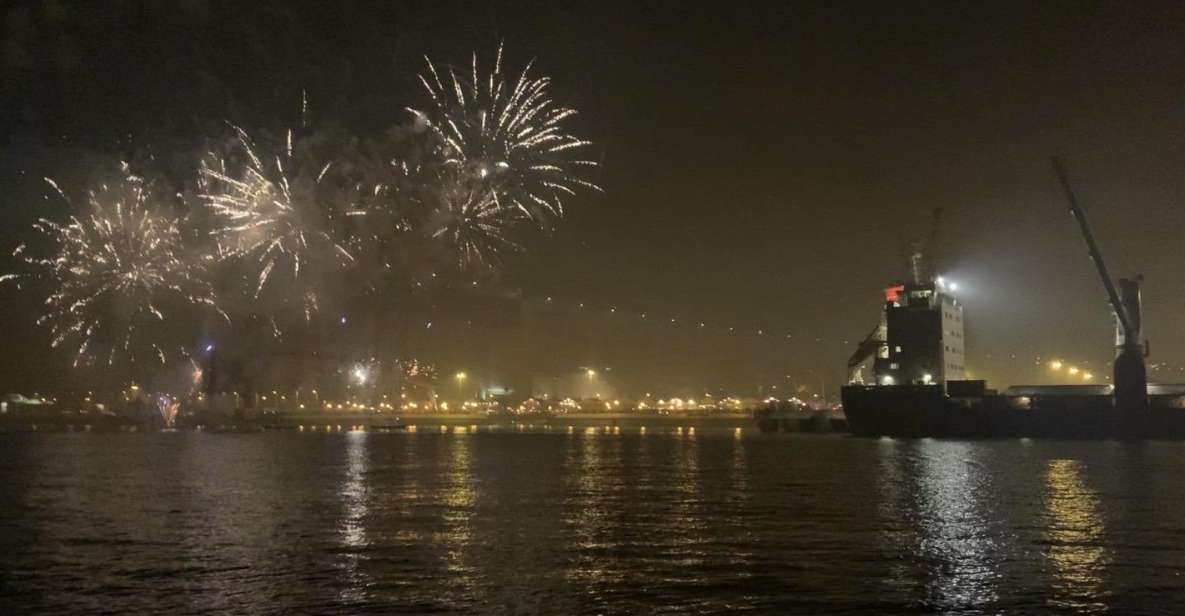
1050,157,1148,412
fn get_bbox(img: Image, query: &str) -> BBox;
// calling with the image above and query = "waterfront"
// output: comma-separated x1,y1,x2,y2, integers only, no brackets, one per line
2,428,1185,614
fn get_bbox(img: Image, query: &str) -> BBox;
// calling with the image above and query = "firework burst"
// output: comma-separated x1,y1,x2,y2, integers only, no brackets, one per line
408,44,600,265
199,126,354,321
10,171,223,368
430,171,521,270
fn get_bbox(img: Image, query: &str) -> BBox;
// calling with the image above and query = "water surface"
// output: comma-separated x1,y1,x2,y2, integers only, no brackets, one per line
2,427,1184,614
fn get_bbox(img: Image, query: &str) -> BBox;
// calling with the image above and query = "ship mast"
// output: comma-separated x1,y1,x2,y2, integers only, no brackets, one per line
903,208,944,285
925,207,944,284
1050,156,1147,411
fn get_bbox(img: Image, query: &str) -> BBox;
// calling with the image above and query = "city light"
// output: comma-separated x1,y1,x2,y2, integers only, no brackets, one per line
1048,358,1095,381
454,372,467,401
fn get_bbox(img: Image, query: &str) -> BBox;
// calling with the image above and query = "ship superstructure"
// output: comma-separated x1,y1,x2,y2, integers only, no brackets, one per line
848,280,964,387
847,208,965,388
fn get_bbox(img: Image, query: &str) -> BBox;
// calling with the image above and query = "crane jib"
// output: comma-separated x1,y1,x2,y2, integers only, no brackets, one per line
1049,157,1137,341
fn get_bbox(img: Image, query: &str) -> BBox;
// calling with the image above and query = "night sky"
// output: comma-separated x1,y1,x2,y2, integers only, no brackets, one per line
2,1,1185,398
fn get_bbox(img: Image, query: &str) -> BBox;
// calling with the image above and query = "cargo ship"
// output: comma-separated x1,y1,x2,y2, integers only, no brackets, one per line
840,159,1185,439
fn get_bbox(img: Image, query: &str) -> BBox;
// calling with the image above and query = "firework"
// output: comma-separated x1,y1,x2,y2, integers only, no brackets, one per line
402,358,435,380
11,171,223,368
408,45,600,264
430,171,521,269
331,150,429,269
199,125,354,320
156,394,180,428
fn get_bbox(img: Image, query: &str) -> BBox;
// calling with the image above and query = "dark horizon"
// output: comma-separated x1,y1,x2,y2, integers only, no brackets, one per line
3,0,1185,398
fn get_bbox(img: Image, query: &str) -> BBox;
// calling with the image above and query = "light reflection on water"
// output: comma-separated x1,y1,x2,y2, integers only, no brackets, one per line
670,429,708,570
872,439,1002,611
563,429,614,587
440,432,477,605
1043,458,1109,614
2,429,1185,614
874,438,910,589
337,431,370,603
911,441,999,611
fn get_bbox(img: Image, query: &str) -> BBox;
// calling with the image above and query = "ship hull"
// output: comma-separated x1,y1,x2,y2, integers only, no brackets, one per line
842,385,1185,439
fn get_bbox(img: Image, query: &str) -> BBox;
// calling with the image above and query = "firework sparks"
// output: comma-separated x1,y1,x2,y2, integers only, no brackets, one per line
9,171,223,368
156,394,180,428
430,172,521,269
408,44,600,266
199,125,353,320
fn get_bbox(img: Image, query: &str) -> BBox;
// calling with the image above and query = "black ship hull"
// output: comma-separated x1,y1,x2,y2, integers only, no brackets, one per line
842,385,1185,439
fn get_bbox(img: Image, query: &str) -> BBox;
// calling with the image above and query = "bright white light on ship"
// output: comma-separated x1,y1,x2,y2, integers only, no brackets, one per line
921,373,933,384
881,376,895,385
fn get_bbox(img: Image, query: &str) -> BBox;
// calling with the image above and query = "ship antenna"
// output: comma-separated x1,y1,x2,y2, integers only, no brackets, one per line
925,207,944,283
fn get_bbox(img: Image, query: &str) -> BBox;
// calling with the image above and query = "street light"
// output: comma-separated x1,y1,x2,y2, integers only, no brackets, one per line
455,372,467,402
806,369,827,400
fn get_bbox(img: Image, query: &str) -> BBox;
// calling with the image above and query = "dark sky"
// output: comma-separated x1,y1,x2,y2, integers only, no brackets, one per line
2,0,1185,397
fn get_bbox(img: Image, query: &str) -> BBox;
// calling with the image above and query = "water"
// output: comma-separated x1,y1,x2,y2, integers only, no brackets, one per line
2,426,1185,614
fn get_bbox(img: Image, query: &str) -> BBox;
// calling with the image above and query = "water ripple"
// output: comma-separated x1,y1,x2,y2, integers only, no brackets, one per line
2,431,1185,613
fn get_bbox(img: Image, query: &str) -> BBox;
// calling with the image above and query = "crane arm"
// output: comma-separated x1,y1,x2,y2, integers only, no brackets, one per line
1050,156,1136,339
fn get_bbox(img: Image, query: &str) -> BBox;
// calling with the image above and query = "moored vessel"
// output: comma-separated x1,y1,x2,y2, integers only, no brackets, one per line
840,159,1185,438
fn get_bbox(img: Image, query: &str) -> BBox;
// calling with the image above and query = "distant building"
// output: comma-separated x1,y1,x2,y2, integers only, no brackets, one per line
531,371,617,401
480,384,514,401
